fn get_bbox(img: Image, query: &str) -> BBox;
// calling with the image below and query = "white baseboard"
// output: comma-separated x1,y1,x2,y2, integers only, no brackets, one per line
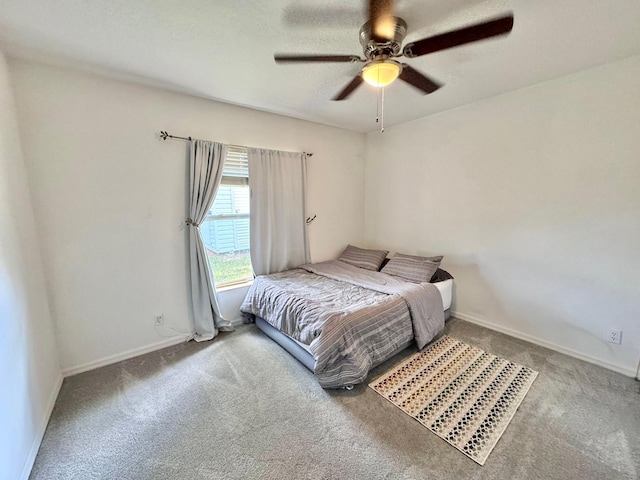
62,334,191,377
229,316,245,327
20,371,63,480
452,311,637,378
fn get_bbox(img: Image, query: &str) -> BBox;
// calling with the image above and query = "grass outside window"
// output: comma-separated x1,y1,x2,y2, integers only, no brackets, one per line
208,250,253,287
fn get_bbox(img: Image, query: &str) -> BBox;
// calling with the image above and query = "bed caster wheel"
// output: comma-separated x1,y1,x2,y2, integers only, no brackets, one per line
344,385,354,391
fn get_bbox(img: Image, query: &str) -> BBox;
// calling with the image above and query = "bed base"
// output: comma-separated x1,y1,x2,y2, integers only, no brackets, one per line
255,316,316,371
255,308,451,376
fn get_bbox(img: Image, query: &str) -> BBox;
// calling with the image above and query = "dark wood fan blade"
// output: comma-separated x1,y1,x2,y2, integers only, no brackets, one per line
403,14,514,58
274,54,362,63
399,64,441,94
368,0,396,41
332,75,363,101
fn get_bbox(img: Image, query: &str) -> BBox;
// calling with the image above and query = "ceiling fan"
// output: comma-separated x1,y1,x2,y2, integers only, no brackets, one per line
274,0,514,101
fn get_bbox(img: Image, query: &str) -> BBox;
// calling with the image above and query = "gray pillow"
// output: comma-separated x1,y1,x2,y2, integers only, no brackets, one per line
337,245,389,271
381,253,443,283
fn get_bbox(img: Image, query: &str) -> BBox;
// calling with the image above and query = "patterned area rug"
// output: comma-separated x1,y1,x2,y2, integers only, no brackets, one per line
369,335,538,465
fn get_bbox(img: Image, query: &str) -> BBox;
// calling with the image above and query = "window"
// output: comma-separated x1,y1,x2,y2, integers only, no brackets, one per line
200,146,253,287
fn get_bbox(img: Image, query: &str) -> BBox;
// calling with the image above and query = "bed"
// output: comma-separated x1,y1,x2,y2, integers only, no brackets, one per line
240,256,453,389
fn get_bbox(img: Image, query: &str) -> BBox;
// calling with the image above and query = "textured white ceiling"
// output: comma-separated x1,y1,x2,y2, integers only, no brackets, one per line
1,0,639,132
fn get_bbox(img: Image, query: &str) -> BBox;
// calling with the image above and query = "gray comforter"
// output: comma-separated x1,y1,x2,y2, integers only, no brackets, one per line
240,260,444,388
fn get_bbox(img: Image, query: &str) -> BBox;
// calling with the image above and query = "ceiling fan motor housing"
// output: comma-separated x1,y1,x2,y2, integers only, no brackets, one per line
359,17,407,59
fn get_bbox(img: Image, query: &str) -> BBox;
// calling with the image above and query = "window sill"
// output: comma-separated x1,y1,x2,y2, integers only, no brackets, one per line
216,280,254,293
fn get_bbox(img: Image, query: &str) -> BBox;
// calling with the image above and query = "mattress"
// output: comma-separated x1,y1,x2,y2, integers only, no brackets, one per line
288,278,453,355
254,277,454,385
435,279,453,310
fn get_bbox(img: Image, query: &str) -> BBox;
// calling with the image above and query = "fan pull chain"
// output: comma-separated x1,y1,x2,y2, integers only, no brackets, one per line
376,87,380,124
375,85,385,133
374,62,385,133
380,86,385,133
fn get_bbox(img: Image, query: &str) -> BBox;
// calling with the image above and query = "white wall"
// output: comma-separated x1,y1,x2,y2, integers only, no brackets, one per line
365,55,640,376
0,51,61,480
10,60,366,373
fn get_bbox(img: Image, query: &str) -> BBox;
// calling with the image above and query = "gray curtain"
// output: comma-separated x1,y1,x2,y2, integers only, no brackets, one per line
188,139,234,341
248,148,310,276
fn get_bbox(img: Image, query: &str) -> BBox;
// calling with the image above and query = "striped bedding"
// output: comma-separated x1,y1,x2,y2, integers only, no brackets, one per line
240,260,444,388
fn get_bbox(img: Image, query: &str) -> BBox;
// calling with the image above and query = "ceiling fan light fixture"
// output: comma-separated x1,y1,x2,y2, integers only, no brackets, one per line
362,60,401,87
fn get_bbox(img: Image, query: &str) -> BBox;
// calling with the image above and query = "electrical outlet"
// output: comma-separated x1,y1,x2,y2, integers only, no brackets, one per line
607,328,622,344
154,314,165,326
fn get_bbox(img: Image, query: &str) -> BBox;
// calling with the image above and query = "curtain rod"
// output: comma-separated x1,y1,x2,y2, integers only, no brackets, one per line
159,131,313,157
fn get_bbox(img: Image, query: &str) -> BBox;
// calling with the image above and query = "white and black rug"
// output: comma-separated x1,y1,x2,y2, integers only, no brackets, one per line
369,335,538,465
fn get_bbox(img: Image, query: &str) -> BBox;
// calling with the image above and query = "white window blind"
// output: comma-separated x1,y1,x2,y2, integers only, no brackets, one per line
221,146,248,186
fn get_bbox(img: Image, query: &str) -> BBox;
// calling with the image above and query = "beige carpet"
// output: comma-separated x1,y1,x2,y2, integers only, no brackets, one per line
370,335,538,465
30,319,640,480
